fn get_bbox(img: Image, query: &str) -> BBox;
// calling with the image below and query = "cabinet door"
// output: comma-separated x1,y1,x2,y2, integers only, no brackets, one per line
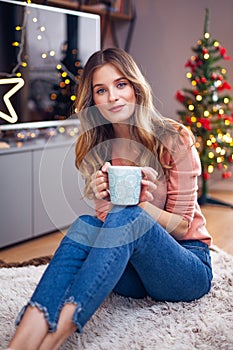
0,152,32,247
33,143,94,236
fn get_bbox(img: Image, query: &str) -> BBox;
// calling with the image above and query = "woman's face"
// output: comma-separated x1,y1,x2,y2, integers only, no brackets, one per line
92,63,136,124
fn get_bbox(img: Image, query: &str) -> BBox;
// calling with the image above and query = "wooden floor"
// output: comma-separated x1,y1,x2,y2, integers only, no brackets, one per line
0,190,233,264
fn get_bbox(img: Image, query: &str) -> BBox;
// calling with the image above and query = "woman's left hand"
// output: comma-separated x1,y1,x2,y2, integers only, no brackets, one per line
140,167,158,203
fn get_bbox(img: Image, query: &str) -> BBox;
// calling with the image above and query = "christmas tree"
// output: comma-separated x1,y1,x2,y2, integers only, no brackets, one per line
175,8,233,206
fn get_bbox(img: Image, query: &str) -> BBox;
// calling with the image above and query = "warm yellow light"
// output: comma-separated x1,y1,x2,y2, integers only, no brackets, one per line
221,68,226,74
210,135,216,142
12,41,19,47
191,80,197,86
216,147,221,153
212,106,218,113
208,165,214,173
21,62,27,67
214,41,219,47
195,141,201,148
220,149,226,155
224,98,230,104
56,64,62,70
188,104,194,111
218,133,223,139
217,157,223,163
196,95,202,101
41,53,47,59
219,108,224,115
204,53,210,60
208,152,214,159
206,140,212,146
225,119,231,126
191,116,197,123
59,127,65,133
215,80,222,87
204,32,210,39
203,110,210,117
49,50,55,57
15,26,21,31
196,122,202,128
65,79,70,84
0,77,25,123
70,95,76,101
50,93,57,100
40,26,45,32
186,72,192,79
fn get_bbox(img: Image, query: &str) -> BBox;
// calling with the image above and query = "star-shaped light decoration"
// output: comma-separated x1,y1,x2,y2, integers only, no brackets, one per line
0,77,25,124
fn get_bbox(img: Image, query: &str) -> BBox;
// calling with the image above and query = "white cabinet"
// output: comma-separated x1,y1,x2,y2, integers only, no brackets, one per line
0,152,33,246
0,137,94,248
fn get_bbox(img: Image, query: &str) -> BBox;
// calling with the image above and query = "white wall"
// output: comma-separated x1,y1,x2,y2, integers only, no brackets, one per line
123,0,233,120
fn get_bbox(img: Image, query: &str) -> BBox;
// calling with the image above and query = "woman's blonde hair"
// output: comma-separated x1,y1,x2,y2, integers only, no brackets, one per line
74,48,192,198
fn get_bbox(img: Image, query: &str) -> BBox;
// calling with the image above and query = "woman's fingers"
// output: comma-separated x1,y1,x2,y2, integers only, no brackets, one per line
91,167,109,199
140,166,158,202
141,167,158,184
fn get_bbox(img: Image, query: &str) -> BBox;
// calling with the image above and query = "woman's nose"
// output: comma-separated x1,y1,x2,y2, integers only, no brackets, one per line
108,88,119,102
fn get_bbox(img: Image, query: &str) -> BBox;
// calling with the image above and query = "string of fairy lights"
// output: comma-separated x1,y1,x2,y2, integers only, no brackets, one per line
0,0,81,140
9,4,79,102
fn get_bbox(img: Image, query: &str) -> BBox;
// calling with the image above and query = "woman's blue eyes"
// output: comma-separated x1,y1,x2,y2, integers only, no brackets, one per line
117,81,127,88
96,81,127,94
96,88,106,94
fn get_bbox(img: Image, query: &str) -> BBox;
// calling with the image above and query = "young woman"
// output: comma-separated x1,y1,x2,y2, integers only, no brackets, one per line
7,48,212,350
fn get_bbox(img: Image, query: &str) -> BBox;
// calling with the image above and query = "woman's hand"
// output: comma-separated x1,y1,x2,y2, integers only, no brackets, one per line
140,167,158,203
90,162,111,200
91,162,113,222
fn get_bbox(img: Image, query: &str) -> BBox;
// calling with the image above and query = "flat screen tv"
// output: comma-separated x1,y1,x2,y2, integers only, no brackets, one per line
0,0,101,130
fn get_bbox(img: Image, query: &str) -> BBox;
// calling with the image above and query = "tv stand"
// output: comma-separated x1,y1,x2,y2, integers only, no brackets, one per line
0,130,94,248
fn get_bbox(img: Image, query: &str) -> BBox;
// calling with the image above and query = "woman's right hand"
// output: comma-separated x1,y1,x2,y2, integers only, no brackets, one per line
91,162,113,222
90,162,111,200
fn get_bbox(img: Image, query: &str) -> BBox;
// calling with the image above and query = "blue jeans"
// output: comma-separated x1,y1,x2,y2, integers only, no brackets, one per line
16,206,212,333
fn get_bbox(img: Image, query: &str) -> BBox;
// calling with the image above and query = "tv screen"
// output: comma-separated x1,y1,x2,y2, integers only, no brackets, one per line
0,0,101,129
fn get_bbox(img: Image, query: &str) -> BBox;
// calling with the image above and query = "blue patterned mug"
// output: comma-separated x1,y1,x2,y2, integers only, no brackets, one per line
108,166,142,205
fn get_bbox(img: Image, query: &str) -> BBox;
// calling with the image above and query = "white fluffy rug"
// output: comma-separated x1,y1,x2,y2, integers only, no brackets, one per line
0,246,233,350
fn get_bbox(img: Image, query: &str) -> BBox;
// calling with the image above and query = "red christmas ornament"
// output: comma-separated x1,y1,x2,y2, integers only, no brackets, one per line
211,73,217,80
222,171,232,179
203,172,210,180
218,46,231,60
201,77,207,83
199,118,211,131
175,91,185,103
217,81,232,91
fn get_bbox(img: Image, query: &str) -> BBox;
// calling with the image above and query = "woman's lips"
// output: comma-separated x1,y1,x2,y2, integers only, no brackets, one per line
108,104,125,112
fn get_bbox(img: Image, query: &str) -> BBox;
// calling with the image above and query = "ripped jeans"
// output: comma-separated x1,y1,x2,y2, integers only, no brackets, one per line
16,205,212,333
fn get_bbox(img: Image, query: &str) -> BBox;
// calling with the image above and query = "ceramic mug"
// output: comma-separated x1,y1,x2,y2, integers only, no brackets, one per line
108,165,142,205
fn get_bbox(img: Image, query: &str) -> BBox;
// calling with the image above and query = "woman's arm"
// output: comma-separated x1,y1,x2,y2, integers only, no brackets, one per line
138,201,189,240
138,166,189,239
139,129,199,240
